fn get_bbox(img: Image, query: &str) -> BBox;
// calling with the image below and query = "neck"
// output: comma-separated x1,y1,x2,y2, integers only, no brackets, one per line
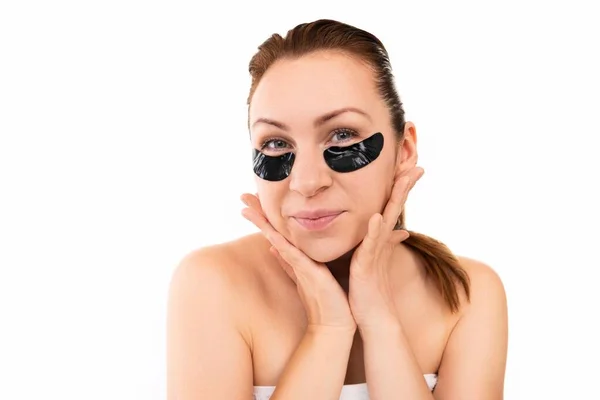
325,247,357,293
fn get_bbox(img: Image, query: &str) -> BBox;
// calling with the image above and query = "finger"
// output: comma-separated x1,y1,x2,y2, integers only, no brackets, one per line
359,213,383,259
407,167,424,192
396,168,424,222
241,206,318,273
240,192,316,268
240,207,287,253
240,193,264,215
241,205,273,235
382,167,425,232
266,229,318,273
270,246,297,283
381,175,410,231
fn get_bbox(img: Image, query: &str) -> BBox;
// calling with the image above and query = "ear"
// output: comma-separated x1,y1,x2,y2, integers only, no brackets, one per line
394,121,418,177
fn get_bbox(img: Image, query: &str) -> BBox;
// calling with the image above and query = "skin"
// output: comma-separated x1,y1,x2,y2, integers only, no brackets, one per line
167,51,508,399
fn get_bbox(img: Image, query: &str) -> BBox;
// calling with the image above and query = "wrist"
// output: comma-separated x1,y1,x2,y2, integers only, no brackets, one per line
306,323,357,339
305,324,357,353
357,317,403,338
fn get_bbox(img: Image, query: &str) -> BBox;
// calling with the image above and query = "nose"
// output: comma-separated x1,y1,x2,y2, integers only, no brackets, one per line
288,149,332,198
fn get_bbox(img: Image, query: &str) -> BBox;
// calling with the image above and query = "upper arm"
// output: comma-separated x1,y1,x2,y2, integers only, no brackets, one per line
166,249,254,400
434,259,508,400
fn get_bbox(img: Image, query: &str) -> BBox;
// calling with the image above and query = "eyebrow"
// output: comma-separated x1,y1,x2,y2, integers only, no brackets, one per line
251,107,371,131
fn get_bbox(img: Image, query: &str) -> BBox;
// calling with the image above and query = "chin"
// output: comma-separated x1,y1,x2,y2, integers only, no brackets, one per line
295,236,358,263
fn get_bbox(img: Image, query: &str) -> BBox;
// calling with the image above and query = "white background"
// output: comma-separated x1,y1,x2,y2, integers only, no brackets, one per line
1,1,599,399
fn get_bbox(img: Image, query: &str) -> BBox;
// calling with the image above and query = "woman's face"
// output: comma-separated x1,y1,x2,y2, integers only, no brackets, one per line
249,51,414,263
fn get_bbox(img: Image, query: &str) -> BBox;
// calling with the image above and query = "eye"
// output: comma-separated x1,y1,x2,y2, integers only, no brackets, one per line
261,138,290,152
331,128,359,143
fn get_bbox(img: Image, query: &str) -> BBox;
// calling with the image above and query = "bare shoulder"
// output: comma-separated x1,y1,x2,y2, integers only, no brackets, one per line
168,232,270,302
433,256,508,397
455,255,507,312
166,233,271,399
168,233,273,332
168,231,290,325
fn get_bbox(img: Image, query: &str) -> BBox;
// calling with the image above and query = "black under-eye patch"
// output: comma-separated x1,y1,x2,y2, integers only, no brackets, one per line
252,132,384,181
323,132,384,173
252,150,295,181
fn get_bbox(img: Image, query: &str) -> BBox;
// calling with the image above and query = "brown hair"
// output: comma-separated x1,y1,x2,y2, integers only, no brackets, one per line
246,19,470,312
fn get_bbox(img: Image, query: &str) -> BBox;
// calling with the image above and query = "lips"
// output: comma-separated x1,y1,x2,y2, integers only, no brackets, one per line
291,210,345,231
292,210,344,219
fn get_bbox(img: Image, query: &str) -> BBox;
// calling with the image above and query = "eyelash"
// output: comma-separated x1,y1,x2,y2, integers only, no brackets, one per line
260,128,360,152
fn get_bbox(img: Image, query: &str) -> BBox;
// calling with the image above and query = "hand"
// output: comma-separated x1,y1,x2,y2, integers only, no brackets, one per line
348,166,425,330
241,193,356,332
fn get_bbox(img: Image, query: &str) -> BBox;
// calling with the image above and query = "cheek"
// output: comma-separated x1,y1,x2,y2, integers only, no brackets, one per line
357,182,388,213
256,181,286,222
344,156,395,211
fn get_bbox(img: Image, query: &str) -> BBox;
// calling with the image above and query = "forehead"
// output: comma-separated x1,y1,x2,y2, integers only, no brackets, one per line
249,51,385,128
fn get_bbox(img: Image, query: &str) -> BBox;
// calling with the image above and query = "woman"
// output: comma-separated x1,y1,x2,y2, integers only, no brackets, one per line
167,19,508,400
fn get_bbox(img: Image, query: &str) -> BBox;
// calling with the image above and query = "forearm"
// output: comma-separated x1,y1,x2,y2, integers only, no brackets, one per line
361,322,435,400
270,325,355,400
